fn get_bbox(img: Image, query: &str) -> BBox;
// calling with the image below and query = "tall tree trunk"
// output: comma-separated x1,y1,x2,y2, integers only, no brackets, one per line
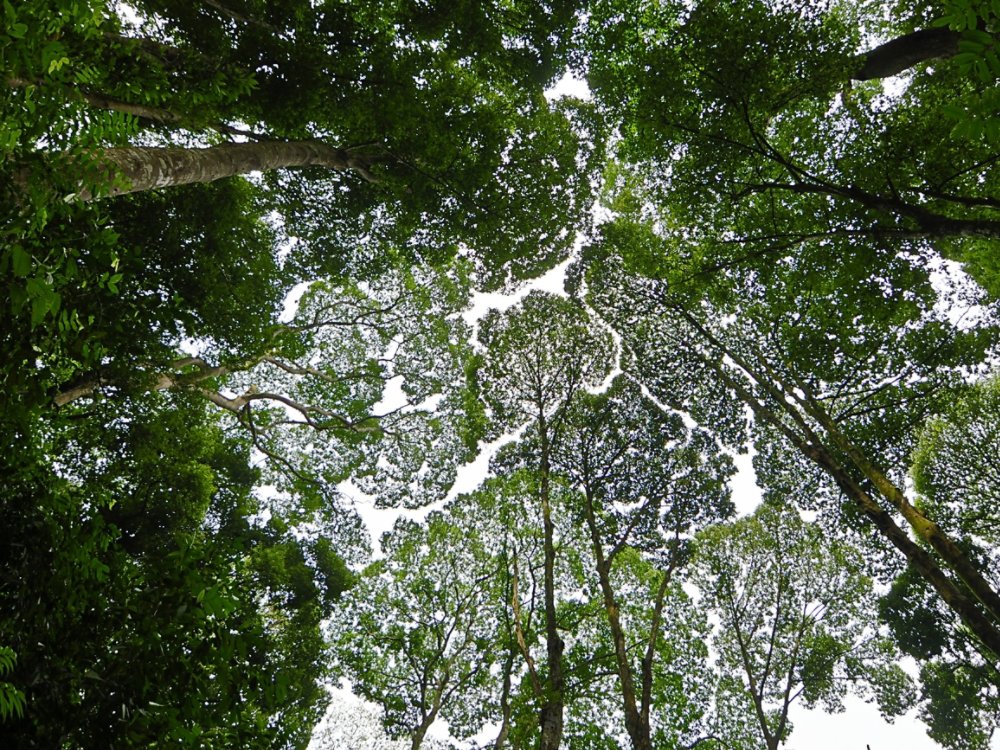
73,140,367,201
581,488,650,750
674,307,1000,656
854,27,962,80
537,413,565,750
639,570,673,738
793,384,1000,624
693,334,1000,657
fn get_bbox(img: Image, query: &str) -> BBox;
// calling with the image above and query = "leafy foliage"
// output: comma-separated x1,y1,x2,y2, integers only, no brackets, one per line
693,504,914,750
912,375,1000,547
8,1,1000,748
0,393,347,748
0,648,25,722
330,512,500,748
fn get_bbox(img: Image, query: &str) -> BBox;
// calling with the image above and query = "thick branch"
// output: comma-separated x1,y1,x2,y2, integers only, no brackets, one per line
854,27,962,80
53,356,232,407
511,558,543,698
792,383,1000,625
701,342,1000,657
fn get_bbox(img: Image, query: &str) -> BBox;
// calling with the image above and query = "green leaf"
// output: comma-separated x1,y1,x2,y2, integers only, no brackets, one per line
10,245,30,277
0,648,15,676
964,28,996,45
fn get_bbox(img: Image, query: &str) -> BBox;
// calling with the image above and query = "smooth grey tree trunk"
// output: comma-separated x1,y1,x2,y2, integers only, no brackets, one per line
76,140,354,200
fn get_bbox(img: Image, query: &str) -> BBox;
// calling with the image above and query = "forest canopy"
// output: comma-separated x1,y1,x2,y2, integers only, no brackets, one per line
3,0,1000,748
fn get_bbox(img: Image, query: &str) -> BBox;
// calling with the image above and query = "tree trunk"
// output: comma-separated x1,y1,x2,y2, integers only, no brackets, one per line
675,308,1000,657
410,719,432,750
73,140,359,201
639,562,675,745
854,27,962,80
581,489,650,750
537,413,565,750
493,646,516,750
798,392,1000,625
708,351,1000,657
410,695,444,750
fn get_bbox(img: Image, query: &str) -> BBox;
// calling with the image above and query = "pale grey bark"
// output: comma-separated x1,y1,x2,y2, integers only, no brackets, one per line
74,140,365,201
53,356,227,406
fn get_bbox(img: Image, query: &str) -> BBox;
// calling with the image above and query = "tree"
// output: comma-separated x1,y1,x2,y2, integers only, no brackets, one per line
309,694,452,750
437,455,714,750
878,375,1000,750
8,0,596,280
478,291,615,750
911,375,1000,549
2,2,597,743
550,376,734,750
331,513,498,750
440,476,553,750
693,504,915,750
53,260,482,513
0,391,351,748
581,0,1000,295
12,1,1000,746
2,0,597,490
577,214,1000,662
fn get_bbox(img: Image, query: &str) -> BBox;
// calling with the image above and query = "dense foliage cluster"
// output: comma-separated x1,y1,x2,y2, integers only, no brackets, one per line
4,0,1000,748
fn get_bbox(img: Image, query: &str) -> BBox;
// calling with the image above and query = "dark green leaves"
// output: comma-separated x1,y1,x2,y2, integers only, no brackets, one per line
0,648,25,722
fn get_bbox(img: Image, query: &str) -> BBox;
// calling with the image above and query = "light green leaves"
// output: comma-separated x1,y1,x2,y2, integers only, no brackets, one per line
693,504,913,749
911,375,1000,546
330,511,500,746
478,290,616,434
235,261,481,511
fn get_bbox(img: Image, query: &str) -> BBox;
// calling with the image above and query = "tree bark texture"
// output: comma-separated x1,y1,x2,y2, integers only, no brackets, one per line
75,140,354,200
